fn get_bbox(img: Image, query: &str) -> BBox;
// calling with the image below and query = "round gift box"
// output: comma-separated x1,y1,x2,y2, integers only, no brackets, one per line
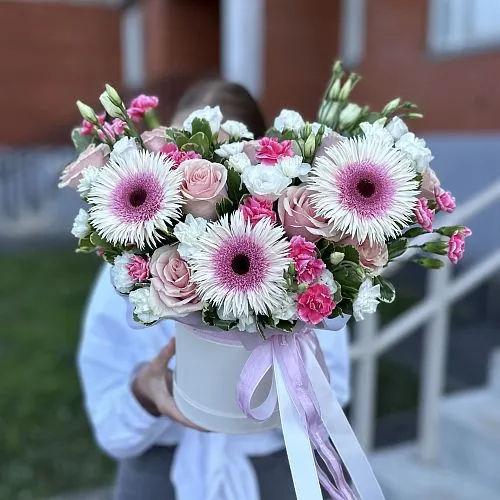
173,322,280,434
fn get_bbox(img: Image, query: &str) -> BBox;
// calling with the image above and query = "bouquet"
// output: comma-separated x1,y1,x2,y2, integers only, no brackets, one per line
59,61,469,500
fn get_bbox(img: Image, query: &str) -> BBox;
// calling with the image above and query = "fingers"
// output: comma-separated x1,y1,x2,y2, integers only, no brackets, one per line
156,393,206,431
154,338,176,370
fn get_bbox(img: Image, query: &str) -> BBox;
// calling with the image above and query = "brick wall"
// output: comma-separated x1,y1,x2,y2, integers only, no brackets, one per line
0,3,121,145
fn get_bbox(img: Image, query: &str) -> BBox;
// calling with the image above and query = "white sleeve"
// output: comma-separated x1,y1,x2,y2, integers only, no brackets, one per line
314,326,351,408
77,264,174,460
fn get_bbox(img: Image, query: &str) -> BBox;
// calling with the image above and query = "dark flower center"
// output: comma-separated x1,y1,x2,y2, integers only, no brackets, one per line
356,179,376,198
231,253,251,275
129,188,148,207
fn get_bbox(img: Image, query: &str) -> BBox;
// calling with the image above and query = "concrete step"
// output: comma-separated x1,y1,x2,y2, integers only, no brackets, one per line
440,388,500,492
371,442,499,500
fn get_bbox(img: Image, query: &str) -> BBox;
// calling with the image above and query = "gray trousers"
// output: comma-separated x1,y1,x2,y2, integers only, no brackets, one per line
113,445,300,500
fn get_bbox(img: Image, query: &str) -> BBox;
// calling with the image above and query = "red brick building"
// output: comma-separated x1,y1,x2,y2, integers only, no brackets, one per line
2,0,500,145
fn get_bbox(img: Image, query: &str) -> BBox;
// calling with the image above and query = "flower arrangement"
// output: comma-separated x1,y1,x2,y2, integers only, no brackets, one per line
60,62,469,336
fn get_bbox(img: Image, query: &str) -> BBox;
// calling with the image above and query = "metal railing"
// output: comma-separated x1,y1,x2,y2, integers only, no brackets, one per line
350,178,500,463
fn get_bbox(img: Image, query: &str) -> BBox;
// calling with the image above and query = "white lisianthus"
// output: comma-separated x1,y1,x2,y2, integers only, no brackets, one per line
183,105,223,134
339,103,363,127
99,92,123,119
215,142,245,159
173,214,208,260
274,109,305,133
110,137,138,162
110,253,135,293
77,166,101,197
385,117,408,141
359,119,393,146
242,164,291,201
395,132,433,173
272,293,298,322
329,252,345,266
129,287,161,324
228,152,252,173
311,122,333,137
277,155,311,179
316,269,338,295
353,279,381,321
71,209,90,239
221,120,254,140
218,307,257,332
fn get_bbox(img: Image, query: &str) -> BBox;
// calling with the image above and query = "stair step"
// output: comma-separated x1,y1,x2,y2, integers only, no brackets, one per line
371,442,499,500
440,388,500,492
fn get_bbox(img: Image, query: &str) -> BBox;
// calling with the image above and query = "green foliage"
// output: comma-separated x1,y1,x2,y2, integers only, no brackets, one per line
71,127,93,154
403,226,427,239
413,257,445,269
373,275,396,304
216,198,234,218
387,238,408,260
226,168,248,205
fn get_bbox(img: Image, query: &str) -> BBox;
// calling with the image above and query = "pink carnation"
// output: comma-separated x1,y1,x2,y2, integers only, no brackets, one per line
255,137,294,166
240,196,277,226
127,255,150,281
447,231,467,264
160,143,202,169
97,119,126,143
297,283,336,325
289,235,325,283
414,198,434,232
435,188,456,213
80,113,105,136
128,94,159,121
460,226,472,237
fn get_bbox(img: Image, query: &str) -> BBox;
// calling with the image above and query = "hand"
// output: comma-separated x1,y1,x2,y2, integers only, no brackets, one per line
132,338,205,431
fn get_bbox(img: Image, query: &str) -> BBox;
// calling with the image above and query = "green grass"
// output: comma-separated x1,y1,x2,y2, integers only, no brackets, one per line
0,250,115,500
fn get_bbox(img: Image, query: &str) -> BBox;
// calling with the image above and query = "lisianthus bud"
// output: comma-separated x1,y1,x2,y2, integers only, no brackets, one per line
328,79,342,100
76,101,98,124
330,252,344,266
382,98,401,115
105,84,123,106
338,80,353,101
339,103,362,127
99,92,124,119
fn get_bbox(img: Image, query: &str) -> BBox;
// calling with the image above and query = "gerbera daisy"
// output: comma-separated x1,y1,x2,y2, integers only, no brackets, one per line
189,211,291,319
88,149,183,249
308,136,419,244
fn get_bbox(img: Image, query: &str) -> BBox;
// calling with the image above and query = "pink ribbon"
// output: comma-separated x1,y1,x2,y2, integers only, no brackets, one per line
237,328,357,500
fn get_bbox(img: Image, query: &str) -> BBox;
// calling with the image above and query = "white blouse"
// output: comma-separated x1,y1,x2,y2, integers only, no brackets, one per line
78,265,351,500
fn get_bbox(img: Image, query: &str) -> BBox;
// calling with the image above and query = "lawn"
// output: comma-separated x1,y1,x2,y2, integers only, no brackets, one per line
0,249,420,499
0,249,115,500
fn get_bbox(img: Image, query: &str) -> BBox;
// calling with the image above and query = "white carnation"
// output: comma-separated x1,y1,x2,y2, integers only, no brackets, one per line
359,119,393,146
77,166,101,197
173,214,208,260
110,137,138,162
277,155,311,179
71,209,90,239
221,120,254,140
218,308,257,333
129,287,161,324
215,141,245,159
395,132,433,173
110,253,135,293
272,294,298,322
274,109,305,133
183,105,223,134
353,279,381,321
339,103,363,127
385,117,408,141
316,269,338,295
242,164,291,201
228,152,252,173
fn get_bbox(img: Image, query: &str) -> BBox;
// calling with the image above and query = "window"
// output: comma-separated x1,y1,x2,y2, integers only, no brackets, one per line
428,0,500,54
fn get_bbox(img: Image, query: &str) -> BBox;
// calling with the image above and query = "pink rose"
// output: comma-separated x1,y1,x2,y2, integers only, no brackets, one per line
420,167,441,200
58,143,110,189
278,186,338,242
240,196,277,226
435,188,456,213
178,159,228,219
127,94,159,121
149,246,202,316
242,140,260,164
141,127,168,153
256,137,294,166
314,132,343,160
414,198,434,232
341,237,388,275
160,143,202,169
289,236,325,284
297,283,336,325
447,231,466,264
127,255,149,281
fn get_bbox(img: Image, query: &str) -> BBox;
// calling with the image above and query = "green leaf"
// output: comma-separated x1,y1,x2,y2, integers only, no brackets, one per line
280,129,297,141
226,168,248,204
387,238,408,260
403,226,427,239
216,198,234,218
189,131,210,153
181,142,204,155
422,241,448,256
71,128,93,154
413,257,445,269
275,320,295,332
435,226,466,237
333,262,365,300
191,118,213,141
213,318,238,331
373,276,396,303
89,232,114,250
341,245,360,264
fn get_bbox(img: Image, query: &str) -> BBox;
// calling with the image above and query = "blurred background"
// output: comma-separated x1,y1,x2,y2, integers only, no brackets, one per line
0,0,499,499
